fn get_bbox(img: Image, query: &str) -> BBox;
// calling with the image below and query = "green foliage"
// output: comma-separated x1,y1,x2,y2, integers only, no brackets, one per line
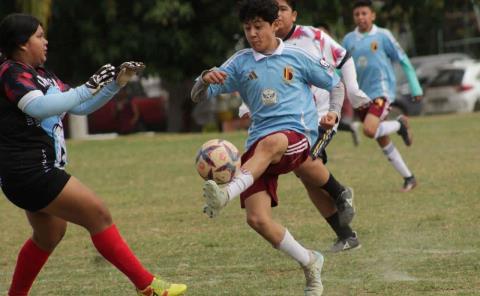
1,0,478,85
44,0,240,84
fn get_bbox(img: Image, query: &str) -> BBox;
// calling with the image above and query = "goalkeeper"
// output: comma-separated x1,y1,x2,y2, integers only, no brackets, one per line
0,13,186,296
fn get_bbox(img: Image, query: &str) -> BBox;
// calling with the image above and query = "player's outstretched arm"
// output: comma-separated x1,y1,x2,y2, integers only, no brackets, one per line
85,64,116,94
22,64,118,119
115,61,145,87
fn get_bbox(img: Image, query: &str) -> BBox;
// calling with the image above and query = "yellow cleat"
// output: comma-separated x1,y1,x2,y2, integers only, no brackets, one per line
137,276,187,296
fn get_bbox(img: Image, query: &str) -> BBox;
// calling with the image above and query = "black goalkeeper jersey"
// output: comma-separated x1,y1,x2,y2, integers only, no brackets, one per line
0,60,69,177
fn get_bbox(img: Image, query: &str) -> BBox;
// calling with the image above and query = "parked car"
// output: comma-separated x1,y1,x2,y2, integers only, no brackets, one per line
422,60,480,114
391,53,472,116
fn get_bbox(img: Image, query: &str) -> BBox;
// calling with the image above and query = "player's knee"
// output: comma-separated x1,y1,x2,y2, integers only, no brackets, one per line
256,135,287,158
246,214,270,232
363,126,376,138
85,200,113,232
32,226,66,251
93,205,113,228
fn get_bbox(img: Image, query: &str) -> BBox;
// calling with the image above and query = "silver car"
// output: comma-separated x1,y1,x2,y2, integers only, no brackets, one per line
423,60,480,114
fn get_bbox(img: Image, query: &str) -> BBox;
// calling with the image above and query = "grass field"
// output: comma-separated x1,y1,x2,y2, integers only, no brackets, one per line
1,113,479,295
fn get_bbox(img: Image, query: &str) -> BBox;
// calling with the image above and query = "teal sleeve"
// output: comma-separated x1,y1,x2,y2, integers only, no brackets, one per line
69,82,120,115
23,85,92,120
400,57,423,96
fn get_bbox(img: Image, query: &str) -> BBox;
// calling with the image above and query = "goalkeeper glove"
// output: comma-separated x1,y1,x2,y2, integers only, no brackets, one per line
115,61,146,87
85,64,116,94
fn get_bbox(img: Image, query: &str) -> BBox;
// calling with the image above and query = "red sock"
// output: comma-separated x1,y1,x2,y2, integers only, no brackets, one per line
8,239,51,296
91,224,153,290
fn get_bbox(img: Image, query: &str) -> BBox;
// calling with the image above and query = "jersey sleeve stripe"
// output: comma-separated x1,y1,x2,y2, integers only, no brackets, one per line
221,49,252,68
18,90,44,111
337,51,351,69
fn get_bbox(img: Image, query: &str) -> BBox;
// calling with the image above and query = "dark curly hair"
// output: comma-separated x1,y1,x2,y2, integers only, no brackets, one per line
353,0,373,9
0,13,42,59
238,0,279,24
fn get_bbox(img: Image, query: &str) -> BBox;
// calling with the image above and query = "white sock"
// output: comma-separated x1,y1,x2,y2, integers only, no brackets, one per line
226,170,254,201
382,142,412,178
375,121,401,139
277,229,311,266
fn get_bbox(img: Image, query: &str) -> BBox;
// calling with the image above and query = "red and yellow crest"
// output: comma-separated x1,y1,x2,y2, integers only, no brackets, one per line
283,66,294,83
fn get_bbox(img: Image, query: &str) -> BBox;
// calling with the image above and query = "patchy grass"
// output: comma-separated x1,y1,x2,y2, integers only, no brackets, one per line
1,113,479,295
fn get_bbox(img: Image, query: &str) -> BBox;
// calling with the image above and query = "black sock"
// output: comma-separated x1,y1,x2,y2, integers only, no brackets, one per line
326,212,354,240
337,121,351,132
321,173,345,202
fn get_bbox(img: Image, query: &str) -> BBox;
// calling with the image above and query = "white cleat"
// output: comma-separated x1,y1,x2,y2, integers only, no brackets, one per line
203,180,229,218
302,251,324,296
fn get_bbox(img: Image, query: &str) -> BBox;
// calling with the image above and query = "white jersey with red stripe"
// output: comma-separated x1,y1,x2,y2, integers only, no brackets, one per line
286,25,346,123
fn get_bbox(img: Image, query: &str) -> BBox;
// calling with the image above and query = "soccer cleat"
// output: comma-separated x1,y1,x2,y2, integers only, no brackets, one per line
203,180,229,218
401,175,417,192
330,231,361,253
302,251,324,296
396,115,413,146
336,187,355,226
137,276,187,296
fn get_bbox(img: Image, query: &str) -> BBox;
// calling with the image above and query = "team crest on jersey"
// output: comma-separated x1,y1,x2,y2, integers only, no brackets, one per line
283,66,294,83
371,41,378,52
261,88,277,106
357,56,368,68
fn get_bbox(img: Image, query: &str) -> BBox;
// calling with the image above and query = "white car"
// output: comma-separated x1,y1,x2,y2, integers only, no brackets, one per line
423,60,480,114
393,53,471,116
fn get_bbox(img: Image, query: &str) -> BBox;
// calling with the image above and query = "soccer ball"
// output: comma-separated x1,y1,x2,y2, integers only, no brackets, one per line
195,139,241,184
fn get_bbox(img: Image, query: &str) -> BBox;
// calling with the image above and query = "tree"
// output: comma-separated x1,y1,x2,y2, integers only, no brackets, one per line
16,0,52,31
1,0,477,132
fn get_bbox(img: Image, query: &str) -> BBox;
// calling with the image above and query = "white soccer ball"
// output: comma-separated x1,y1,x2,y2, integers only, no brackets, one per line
195,139,241,184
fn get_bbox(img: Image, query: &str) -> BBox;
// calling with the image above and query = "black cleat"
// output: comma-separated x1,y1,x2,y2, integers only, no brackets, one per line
401,175,417,192
397,115,413,146
330,232,361,253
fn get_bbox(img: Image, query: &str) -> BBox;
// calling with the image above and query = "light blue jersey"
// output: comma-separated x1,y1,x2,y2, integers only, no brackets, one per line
207,39,340,149
342,25,422,102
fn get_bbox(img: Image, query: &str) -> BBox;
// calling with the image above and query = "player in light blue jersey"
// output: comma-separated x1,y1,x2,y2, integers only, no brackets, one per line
191,0,345,294
343,0,423,192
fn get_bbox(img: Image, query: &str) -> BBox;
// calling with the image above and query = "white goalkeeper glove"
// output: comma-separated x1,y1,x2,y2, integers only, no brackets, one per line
85,64,116,94
115,61,146,87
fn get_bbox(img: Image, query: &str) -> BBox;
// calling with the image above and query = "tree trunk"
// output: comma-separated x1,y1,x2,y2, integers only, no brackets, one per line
164,79,195,132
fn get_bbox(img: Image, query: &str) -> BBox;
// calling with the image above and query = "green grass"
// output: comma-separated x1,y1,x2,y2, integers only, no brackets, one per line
1,113,479,295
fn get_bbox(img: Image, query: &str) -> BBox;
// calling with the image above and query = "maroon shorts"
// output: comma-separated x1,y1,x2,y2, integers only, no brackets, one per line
240,130,310,208
355,97,391,122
